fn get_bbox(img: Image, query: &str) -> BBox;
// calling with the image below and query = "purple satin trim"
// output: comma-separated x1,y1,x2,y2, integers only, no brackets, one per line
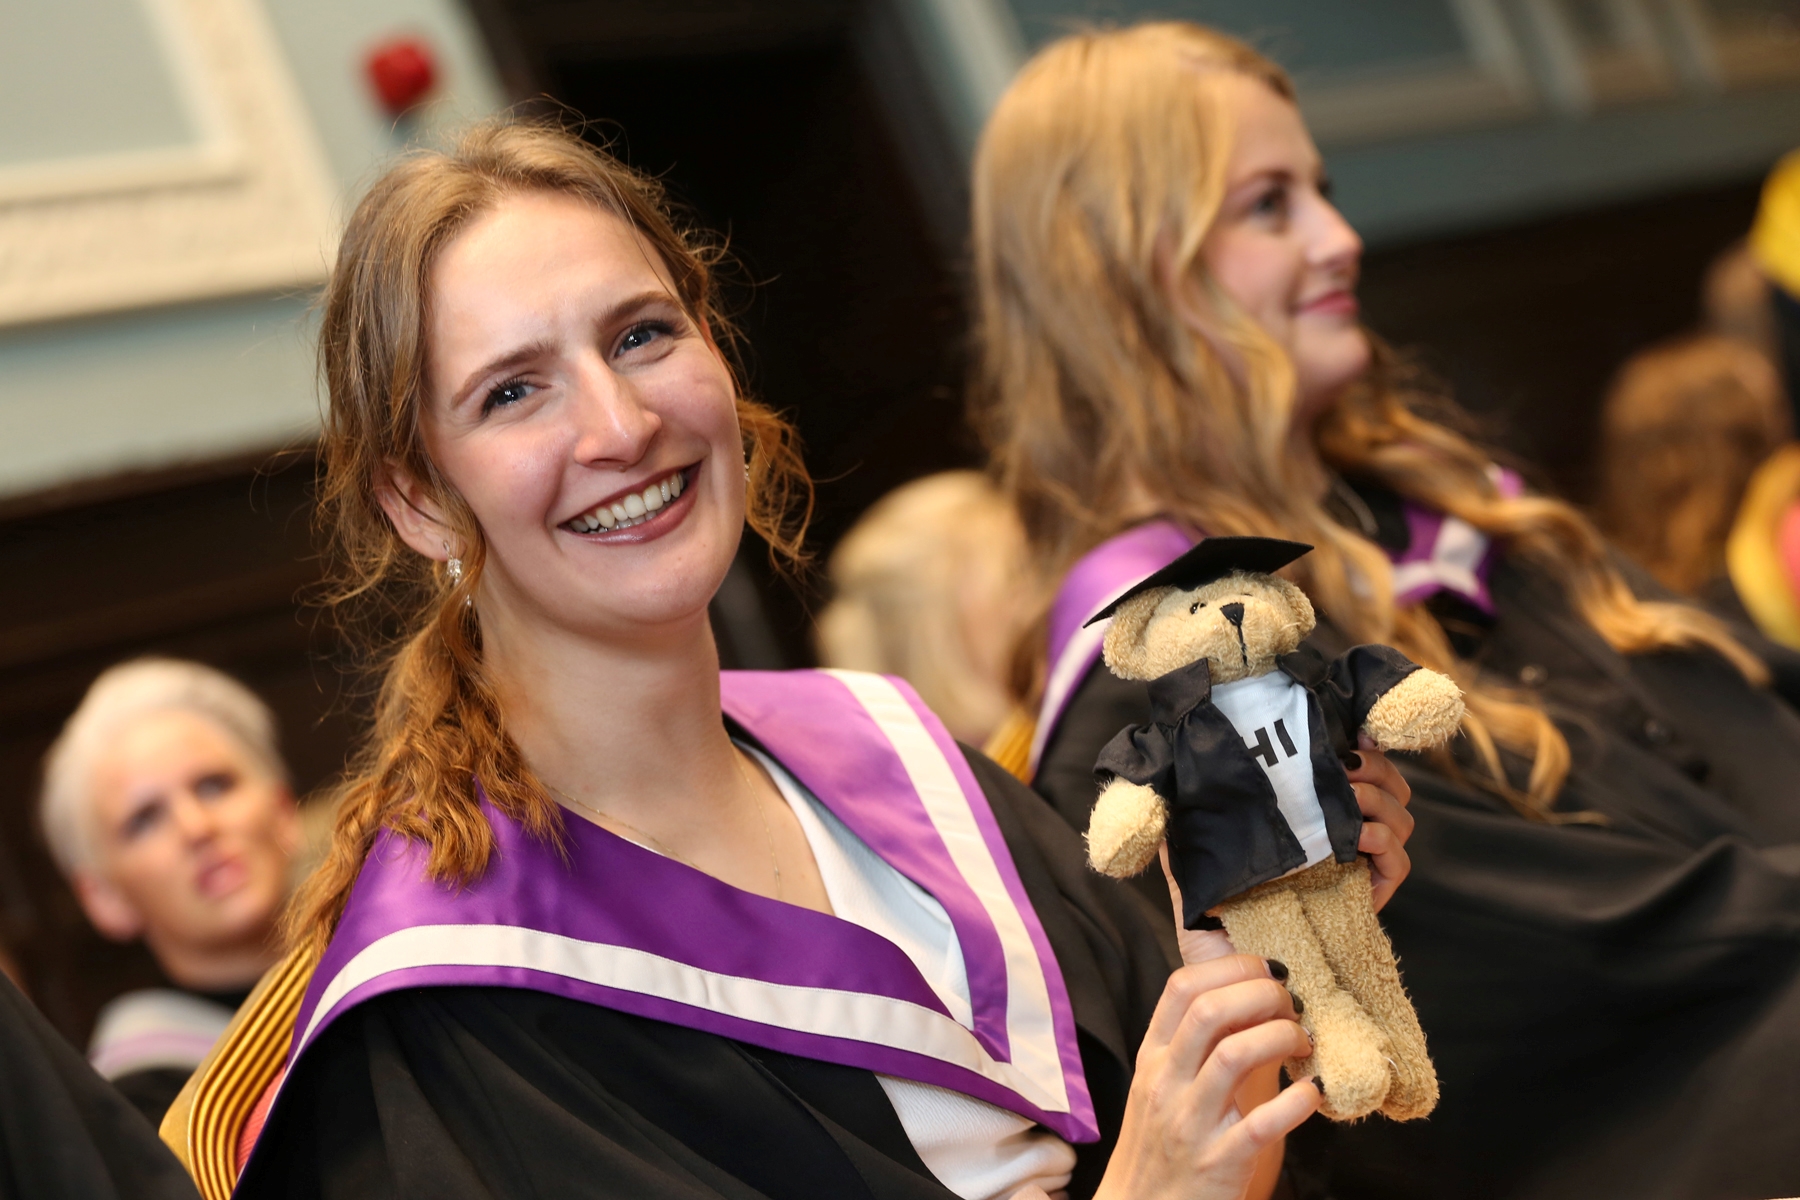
1390,469,1520,615
720,670,1010,1060
286,670,1098,1145
1045,521,1196,672
890,681,1094,1136
297,794,961,1039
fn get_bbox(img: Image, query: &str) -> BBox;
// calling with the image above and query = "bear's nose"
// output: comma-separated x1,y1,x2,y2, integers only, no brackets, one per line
1221,602,1245,626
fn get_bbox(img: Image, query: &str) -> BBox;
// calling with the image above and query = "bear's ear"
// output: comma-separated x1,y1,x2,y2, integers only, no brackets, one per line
1101,588,1169,680
1269,575,1317,644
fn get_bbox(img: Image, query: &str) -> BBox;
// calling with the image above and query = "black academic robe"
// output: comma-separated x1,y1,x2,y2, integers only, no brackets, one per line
237,752,1177,1200
1095,646,1412,927
1037,485,1800,1200
0,974,200,1200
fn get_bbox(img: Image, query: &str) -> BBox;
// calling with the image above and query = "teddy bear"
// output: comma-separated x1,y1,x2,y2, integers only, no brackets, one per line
1083,535,1464,1122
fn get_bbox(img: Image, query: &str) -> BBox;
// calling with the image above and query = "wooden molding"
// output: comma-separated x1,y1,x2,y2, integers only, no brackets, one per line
0,0,337,327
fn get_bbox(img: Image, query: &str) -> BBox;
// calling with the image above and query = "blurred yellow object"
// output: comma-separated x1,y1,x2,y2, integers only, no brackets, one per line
1726,443,1800,649
982,708,1036,782
160,944,317,1200
1750,151,1800,298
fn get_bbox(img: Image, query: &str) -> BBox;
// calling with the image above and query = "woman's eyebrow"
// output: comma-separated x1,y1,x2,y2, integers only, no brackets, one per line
450,339,557,410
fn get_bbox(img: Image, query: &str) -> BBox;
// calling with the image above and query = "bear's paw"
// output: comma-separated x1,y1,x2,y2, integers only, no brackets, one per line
1362,669,1465,752
1085,780,1167,878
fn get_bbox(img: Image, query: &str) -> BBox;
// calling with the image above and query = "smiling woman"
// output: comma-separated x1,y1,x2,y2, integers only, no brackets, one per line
152,117,1410,1200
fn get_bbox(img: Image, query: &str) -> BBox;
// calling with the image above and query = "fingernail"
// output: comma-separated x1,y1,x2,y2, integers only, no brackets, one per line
1266,958,1289,982
1313,1076,1326,1097
1288,989,1305,1016
1344,752,1364,771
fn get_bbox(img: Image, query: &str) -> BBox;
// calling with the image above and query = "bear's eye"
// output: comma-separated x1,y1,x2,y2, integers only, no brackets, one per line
1189,600,1206,614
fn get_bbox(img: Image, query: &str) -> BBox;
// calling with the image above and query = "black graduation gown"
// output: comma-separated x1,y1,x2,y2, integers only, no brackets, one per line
237,751,1177,1200
0,973,200,1200
1036,497,1800,1200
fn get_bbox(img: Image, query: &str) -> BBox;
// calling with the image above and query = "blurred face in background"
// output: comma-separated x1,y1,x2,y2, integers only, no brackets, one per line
1197,73,1369,429
75,709,299,986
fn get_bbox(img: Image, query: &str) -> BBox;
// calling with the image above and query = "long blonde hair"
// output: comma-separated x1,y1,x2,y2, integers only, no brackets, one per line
816,471,1029,744
287,119,811,958
970,23,1763,817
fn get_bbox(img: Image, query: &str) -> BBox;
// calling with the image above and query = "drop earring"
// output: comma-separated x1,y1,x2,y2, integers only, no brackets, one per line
444,543,472,608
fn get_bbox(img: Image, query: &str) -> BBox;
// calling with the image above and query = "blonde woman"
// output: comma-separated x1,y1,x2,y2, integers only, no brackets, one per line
171,119,1419,1200
816,471,1030,745
972,23,1800,1200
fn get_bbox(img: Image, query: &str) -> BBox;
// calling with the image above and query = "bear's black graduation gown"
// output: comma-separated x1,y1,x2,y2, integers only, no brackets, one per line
1037,482,1800,1200
237,753,1176,1200
1094,646,1413,928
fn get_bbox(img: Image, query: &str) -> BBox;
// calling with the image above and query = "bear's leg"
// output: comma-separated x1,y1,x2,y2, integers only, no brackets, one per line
1216,878,1392,1122
1296,860,1438,1121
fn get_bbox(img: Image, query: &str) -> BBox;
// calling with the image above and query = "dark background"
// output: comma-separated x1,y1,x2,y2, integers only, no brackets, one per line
0,0,1768,1041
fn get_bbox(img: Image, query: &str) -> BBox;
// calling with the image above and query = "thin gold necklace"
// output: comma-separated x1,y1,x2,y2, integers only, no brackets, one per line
550,747,783,900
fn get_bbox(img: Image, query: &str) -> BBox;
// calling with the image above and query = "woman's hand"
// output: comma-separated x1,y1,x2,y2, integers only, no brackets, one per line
1346,736,1414,913
1094,955,1321,1200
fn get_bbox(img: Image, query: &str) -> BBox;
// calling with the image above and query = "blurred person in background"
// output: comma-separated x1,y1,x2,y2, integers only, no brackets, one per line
971,21,1800,1200
1593,333,1788,599
815,470,1029,747
39,658,301,1125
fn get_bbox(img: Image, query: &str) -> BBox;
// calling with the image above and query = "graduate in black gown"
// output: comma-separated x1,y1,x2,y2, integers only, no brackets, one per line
196,119,1418,1200
967,21,1800,1200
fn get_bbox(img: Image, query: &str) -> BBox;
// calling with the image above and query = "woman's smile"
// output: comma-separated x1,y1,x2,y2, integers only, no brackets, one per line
561,463,700,542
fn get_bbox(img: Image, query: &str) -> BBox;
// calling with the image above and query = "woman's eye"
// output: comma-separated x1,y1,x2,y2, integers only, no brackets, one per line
121,803,164,841
616,320,673,357
193,771,238,801
1251,186,1289,220
482,377,535,414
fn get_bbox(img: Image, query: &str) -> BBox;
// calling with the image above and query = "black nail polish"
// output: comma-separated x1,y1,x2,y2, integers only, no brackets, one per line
1344,751,1364,771
1266,958,1289,982
1314,1076,1326,1097
1289,989,1305,1016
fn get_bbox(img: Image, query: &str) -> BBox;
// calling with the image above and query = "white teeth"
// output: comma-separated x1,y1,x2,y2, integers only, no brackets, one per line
572,471,686,532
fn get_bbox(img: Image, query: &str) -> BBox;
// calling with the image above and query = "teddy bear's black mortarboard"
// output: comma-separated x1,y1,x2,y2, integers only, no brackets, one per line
1083,536,1314,626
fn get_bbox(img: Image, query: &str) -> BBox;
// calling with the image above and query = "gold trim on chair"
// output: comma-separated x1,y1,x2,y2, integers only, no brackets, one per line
1727,443,1800,650
160,943,319,1200
982,708,1036,783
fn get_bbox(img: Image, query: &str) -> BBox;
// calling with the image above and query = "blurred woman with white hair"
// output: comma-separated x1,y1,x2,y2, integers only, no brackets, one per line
39,658,301,1125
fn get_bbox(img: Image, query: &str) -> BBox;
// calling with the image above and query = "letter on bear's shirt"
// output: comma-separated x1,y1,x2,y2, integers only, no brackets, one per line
1207,674,1334,870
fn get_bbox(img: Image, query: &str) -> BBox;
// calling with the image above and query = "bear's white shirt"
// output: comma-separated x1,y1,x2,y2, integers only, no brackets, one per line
1207,672,1335,870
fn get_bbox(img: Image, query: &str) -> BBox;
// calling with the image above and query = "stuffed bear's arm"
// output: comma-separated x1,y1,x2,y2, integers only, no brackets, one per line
1087,777,1168,878
1363,668,1465,751
1088,723,1177,880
